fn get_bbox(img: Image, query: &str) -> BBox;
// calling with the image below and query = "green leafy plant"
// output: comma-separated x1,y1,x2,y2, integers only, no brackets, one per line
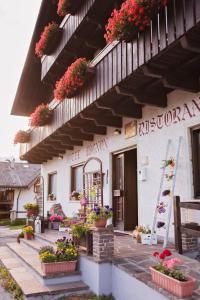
71,223,90,239
39,246,54,255
40,252,57,263
0,265,24,299
87,205,112,223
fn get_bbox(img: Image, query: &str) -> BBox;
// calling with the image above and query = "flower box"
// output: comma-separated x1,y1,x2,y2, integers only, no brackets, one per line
41,260,77,275
24,232,33,240
141,233,157,245
14,130,30,144
44,28,63,56
30,104,53,127
51,222,60,230
150,267,196,298
57,0,83,16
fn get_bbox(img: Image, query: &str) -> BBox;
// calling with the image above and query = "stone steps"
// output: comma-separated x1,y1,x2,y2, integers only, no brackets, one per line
0,246,89,300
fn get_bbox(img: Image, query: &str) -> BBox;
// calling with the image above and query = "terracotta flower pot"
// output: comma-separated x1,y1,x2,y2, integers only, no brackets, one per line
94,218,107,228
24,232,33,240
150,267,196,298
41,261,77,275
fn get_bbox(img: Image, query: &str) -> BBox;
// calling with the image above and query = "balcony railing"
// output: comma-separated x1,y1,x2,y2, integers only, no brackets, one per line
21,0,200,163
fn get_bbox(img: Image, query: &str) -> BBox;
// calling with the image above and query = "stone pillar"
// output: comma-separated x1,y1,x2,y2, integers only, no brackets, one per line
92,227,114,261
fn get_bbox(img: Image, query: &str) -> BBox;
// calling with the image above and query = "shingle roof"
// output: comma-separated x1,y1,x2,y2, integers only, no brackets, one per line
0,162,40,188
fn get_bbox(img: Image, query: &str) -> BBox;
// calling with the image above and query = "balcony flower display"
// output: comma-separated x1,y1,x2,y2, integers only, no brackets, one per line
150,249,196,297
105,0,168,43
23,226,34,240
87,205,112,228
35,22,61,57
39,239,78,275
14,130,30,144
49,214,63,230
30,104,53,127
57,0,82,16
54,58,95,101
24,202,39,217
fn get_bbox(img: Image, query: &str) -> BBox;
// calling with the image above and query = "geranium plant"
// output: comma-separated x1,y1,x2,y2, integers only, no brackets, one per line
35,22,60,57
57,0,82,16
105,0,168,43
14,130,30,144
30,104,53,127
54,58,94,101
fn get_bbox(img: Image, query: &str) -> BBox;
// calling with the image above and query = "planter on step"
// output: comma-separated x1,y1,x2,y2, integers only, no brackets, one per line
24,232,33,240
51,221,60,230
141,233,157,245
150,267,196,298
41,260,77,275
94,218,107,228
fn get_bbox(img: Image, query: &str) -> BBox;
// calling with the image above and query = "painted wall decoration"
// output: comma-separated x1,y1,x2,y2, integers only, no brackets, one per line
139,98,200,136
86,138,108,157
124,121,137,139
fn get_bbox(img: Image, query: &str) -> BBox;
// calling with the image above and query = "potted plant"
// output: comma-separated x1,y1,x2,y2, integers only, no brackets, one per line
14,130,30,144
54,58,95,101
30,104,53,127
23,226,34,240
105,0,168,43
87,205,112,228
71,223,90,247
35,22,62,57
163,157,175,168
49,214,63,230
70,191,80,201
48,193,56,201
57,0,83,16
39,240,78,275
150,249,196,298
140,226,157,245
24,203,39,217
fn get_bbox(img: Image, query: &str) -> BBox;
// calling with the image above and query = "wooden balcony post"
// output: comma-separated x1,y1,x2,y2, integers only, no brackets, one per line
173,196,182,254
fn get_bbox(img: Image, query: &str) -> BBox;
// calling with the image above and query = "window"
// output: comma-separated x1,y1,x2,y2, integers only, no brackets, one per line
71,165,83,200
191,128,200,198
48,172,57,200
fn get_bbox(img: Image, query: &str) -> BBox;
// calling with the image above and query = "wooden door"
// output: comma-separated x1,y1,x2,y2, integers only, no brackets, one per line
113,154,124,230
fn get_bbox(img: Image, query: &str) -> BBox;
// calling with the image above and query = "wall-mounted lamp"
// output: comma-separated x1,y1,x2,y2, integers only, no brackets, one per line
113,129,121,135
58,155,64,160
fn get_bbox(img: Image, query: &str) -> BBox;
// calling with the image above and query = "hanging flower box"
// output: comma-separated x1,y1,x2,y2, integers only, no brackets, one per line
35,22,62,58
105,0,168,43
54,58,95,101
30,104,53,127
14,130,30,144
150,267,195,298
57,0,83,16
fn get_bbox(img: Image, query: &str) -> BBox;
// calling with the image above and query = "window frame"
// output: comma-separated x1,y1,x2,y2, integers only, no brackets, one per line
47,171,57,201
191,127,200,199
70,163,84,200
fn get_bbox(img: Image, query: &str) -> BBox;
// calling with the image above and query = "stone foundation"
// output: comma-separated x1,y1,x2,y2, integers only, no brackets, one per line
92,227,114,261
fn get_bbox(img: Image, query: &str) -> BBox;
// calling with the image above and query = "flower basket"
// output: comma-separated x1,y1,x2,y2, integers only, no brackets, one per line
94,218,107,228
41,260,77,275
14,130,30,144
30,104,53,127
57,0,83,16
24,232,33,240
27,208,39,217
54,58,95,101
35,22,62,57
150,267,196,298
51,222,60,230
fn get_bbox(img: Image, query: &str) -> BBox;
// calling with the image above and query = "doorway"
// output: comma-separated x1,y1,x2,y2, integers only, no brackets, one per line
112,148,138,231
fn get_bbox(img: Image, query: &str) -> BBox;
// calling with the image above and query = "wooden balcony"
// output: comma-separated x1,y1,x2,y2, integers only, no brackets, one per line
21,0,200,163
41,0,122,84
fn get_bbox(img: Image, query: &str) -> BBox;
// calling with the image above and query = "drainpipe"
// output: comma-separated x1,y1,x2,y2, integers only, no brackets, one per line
16,189,22,219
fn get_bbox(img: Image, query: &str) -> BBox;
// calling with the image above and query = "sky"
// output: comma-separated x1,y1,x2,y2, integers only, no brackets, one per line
0,0,41,159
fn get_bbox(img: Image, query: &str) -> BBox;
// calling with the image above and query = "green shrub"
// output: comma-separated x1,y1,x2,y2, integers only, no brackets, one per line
11,219,26,226
0,265,23,299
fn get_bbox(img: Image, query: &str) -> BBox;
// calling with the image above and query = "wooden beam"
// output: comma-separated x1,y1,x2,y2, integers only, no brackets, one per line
173,196,182,254
43,141,71,151
69,120,107,135
61,126,94,141
180,36,200,53
80,112,122,128
162,73,200,93
55,133,83,146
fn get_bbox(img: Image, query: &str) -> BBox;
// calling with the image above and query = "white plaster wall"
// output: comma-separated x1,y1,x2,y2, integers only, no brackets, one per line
41,90,200,239
12,186,36,218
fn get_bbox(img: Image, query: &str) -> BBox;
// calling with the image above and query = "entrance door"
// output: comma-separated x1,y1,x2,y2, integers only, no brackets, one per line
113,149,138,231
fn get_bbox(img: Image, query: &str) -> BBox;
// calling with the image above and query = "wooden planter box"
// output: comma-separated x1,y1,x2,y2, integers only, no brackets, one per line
44,28,63,56
38,110,53,126
41,260,77,275
150,267,196,298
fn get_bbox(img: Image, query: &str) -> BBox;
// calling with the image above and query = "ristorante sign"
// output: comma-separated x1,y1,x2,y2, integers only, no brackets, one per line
138,98,200,136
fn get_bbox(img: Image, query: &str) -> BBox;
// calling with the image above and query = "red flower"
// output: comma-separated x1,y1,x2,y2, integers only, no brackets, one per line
153,251,159,257
54,58,91,101
35,22,59,57
57,0,72,17
30,104,52,127
14,130,29,144
105,0,168,43
163,249,172,257
159,252,166,260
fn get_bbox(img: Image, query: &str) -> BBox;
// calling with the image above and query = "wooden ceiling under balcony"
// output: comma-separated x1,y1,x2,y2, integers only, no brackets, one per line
20,0,200,164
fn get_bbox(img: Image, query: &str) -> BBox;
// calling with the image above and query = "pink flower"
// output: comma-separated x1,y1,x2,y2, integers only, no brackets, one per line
49,214,63,222
163,258,182,270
